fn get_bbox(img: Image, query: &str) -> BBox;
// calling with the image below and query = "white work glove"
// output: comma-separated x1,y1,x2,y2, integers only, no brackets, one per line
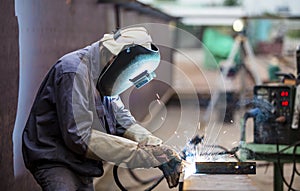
86,129,180,170
87,129,182,188
123,124,163,146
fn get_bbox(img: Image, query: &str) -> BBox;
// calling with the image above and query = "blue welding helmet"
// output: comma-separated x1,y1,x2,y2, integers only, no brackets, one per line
96,43,160,96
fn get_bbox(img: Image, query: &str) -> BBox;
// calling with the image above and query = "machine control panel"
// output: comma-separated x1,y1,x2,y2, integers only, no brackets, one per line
253,85,300,144
254,85,295,124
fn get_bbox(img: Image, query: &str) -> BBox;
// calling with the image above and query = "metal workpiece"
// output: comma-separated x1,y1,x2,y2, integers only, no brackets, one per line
195,162,256,175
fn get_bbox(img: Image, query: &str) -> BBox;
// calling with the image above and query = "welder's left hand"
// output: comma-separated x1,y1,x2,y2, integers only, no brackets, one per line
151,145,182,188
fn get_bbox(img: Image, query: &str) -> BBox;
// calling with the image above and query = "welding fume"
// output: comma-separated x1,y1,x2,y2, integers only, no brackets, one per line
22,26,183,191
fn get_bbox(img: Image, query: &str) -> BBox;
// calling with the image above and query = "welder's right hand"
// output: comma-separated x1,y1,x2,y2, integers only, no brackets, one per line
147,145,182,188
158,157,182,188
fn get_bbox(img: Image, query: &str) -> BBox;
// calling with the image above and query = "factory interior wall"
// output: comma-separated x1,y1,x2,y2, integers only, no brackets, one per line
0,0,25,190
2,0,112,190
1,1,174,190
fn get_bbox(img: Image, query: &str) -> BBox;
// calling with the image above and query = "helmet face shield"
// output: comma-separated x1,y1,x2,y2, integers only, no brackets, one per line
129,70,156,89
96,44,160,96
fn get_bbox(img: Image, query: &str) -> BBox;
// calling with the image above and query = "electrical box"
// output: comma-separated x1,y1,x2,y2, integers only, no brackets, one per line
253,85,300,144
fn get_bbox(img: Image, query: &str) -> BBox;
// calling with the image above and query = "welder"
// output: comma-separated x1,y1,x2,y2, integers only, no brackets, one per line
22,26,182,191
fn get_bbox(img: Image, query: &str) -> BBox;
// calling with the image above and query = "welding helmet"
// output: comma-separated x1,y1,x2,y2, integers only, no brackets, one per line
96,27,160,96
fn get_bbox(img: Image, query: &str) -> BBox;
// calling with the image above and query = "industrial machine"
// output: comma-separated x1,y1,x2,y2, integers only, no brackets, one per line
244,46,300,145
239,46,300,191
253,84,299,145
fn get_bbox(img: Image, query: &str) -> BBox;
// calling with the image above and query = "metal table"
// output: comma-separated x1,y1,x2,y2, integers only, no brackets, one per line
240,142,300,191
183,174,259,191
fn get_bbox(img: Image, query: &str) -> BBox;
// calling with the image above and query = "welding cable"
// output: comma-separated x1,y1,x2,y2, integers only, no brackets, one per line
276,143,297,191
128,169,161,185
276,143,300,191
222,146,242,162
292,143,300,176
201,144,230,153
113,165,127,191
239,147,266,161
144,176,165,191
285,142,300,191
230,147,242,162
200,145,242,162
113,164,166,191
275,139,300,188
239,142,300,162
291,145,300,191
198,152,241,162
276,140,300,154
293,144,300,176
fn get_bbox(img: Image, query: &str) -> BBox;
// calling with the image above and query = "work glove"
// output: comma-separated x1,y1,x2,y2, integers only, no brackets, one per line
148,144,182,188
123,124,163,146
159,158,182,188
86,129,180,170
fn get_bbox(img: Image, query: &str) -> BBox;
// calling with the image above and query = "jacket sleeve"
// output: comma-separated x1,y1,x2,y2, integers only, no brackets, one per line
110,96,163,146
55,71,93,155
110,96,136,129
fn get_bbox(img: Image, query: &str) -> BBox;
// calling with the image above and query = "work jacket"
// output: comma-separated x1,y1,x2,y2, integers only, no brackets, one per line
22,41,136,177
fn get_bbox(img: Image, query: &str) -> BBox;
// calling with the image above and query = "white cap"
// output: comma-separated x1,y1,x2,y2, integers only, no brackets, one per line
100,27,152,55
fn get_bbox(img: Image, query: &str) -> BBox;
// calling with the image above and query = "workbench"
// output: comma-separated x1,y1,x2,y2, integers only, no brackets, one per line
183,174,259,191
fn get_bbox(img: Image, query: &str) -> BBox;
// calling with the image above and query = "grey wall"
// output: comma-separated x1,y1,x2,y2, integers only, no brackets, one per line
11,0,112,190
0,0,24,190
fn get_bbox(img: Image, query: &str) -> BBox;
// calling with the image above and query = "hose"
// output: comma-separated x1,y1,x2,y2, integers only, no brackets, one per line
113,165,127,191
128,169,160,185
113,165,165,191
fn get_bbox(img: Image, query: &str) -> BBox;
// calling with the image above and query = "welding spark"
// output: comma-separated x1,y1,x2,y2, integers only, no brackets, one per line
197,122,201,130
156,99,162,105
156,93,160,100
180,160,195,179
155,93,162,105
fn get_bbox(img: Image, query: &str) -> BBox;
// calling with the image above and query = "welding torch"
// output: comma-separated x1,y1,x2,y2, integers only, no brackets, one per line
178,135,204,191
181,135,204,160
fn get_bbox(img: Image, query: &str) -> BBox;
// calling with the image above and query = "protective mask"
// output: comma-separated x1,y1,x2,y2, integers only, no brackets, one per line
96,43,160,96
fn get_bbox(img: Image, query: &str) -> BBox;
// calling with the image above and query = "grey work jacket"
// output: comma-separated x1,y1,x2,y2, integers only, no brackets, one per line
22,41,136,177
